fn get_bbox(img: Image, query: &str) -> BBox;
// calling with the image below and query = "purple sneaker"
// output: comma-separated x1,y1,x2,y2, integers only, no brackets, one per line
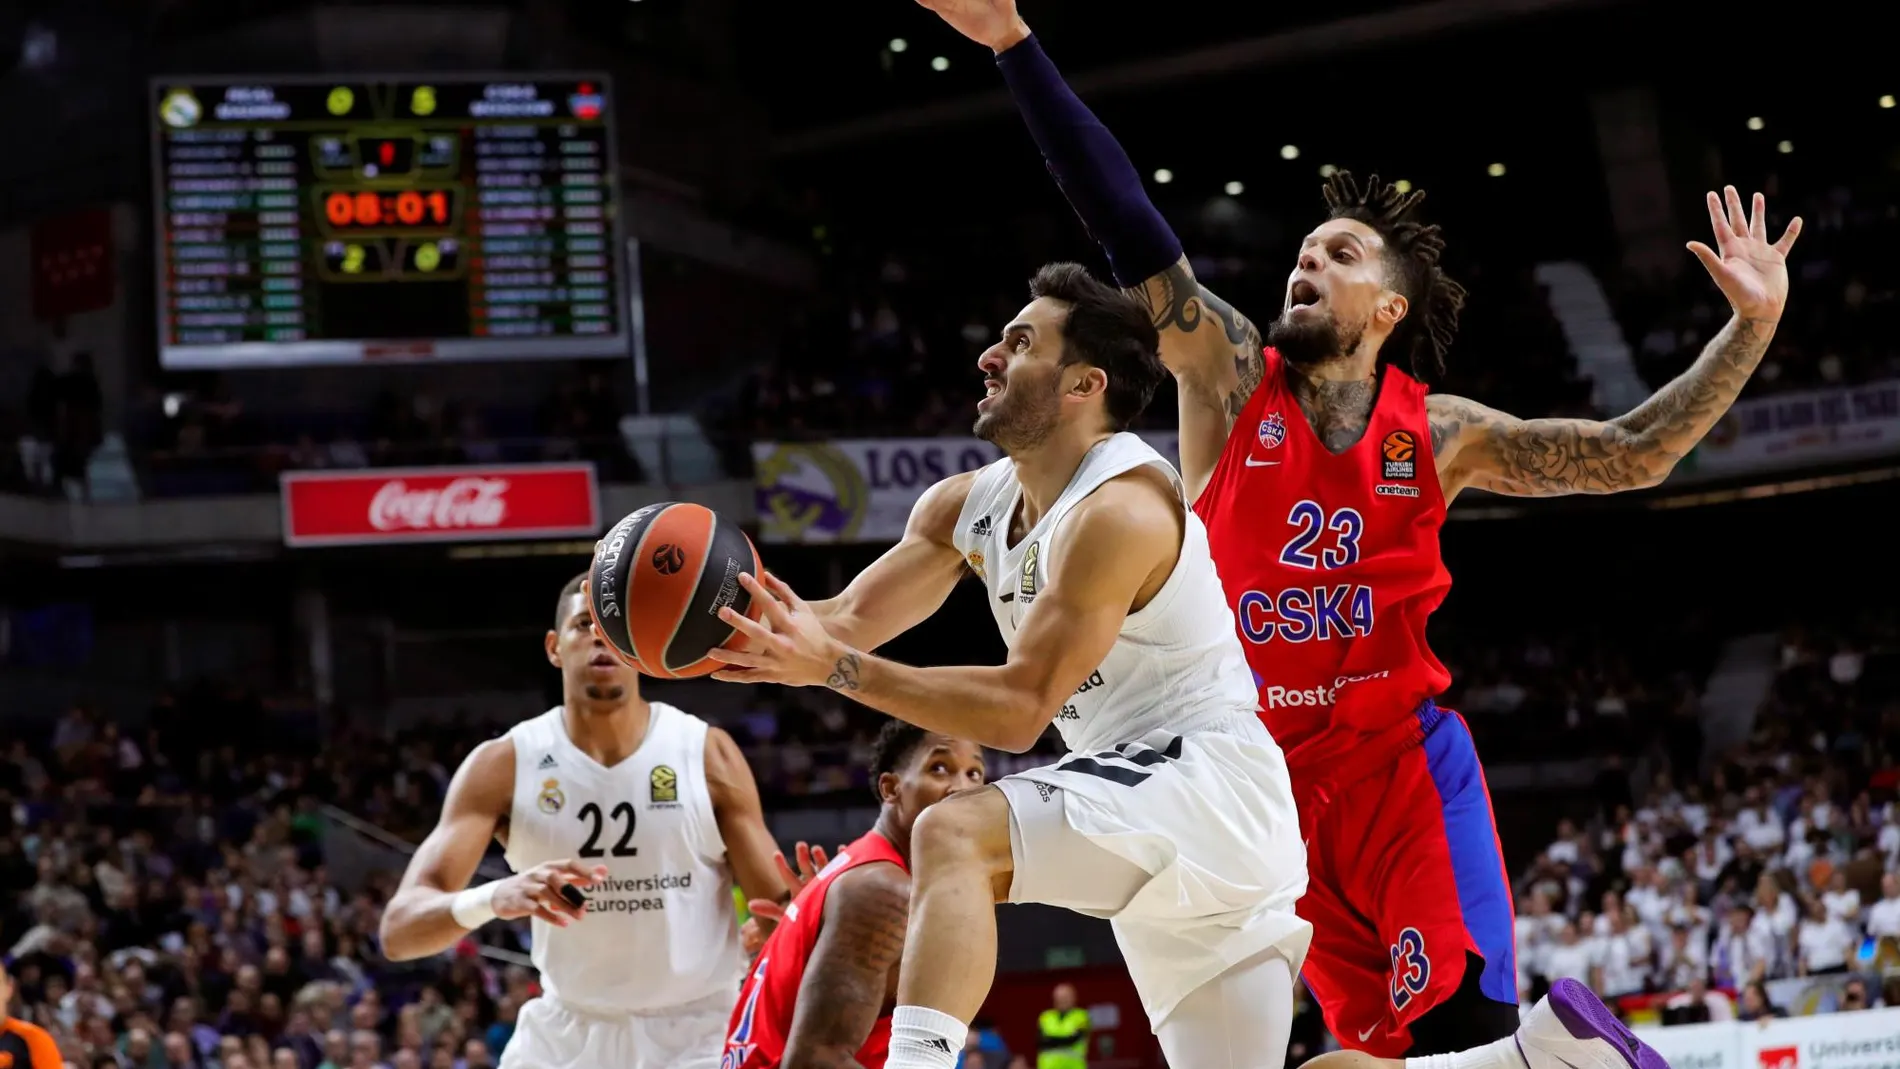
1514,978,1670,1069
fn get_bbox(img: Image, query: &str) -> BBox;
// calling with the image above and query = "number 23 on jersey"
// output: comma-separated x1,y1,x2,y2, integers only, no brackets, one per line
1236,500,1374,645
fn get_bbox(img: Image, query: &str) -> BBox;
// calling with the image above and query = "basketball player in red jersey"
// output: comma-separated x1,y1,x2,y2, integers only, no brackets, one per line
924,1,1800,1063
723,720,988,1069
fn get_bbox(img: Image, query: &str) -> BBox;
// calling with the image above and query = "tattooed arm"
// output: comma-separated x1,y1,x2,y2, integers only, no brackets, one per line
1130,258,1268,501
782,863,911,1069
1431,186,1801,499
1429,315,1777,497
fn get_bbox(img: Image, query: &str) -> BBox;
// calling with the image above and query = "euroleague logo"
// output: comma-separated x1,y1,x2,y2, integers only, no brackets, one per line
1381,430,1417,480
650,543,686,575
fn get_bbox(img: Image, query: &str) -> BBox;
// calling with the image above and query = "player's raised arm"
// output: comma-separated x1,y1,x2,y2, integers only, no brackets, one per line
1429,188,1800,499
711,472,1179,753
379,738,605,961
780,863,912,1069
801,471,974,652
918,0,1265,501
705,725,794,918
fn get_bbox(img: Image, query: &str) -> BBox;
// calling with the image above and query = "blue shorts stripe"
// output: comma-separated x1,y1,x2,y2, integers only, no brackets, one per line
1419,707,1518,1006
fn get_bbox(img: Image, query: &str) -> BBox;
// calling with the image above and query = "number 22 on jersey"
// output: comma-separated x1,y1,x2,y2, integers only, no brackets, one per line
1236,500,1374,645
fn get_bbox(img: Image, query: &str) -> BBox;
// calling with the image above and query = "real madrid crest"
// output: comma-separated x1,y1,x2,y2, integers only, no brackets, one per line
537,778,565,815
650,764,679,804
966,550,986,578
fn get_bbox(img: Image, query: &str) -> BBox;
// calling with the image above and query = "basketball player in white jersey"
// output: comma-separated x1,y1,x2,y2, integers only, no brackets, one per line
709,262,1311,1069
379,574,792,1069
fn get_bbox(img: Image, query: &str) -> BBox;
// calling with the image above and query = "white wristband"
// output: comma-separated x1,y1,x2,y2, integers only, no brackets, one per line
450,883,499,929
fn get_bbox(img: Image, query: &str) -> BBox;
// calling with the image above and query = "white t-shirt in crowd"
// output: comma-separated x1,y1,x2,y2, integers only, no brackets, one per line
1822,889,1862,923
1865,895,1900,940
1797,917,1856,973
1544,941,1597,985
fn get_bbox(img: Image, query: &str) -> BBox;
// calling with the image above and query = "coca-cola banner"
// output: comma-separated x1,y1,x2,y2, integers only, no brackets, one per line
280,464,601,547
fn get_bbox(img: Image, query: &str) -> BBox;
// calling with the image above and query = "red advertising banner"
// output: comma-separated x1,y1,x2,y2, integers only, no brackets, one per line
280,464,600,547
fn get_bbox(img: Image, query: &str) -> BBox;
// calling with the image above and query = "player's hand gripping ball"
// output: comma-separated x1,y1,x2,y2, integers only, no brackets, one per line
587,502,763,679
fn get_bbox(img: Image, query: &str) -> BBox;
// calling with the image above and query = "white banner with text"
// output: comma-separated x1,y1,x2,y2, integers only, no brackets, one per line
752,433,1179,544
1632,1005,1900,1069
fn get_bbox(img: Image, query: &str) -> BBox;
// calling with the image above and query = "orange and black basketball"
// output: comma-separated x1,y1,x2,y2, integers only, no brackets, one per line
587,502,762,679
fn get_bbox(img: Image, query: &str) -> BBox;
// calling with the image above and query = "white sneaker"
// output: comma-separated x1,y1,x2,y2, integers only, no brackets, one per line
1514,979,1669,1069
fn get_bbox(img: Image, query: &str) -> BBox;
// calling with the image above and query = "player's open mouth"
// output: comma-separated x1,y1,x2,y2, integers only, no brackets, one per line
589,653,621,669
978,378,1003,409
1288,279,1322,311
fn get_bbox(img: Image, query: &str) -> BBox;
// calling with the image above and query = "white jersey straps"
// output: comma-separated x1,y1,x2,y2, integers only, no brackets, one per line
503,704,743,1015
950,433,1260,753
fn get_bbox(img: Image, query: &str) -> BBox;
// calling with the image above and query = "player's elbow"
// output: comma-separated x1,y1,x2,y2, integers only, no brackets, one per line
377,901,428,961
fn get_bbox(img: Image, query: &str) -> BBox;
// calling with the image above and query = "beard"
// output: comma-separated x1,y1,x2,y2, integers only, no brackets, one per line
581,681,627,702
1266,308,1365,371
973,376,1062,452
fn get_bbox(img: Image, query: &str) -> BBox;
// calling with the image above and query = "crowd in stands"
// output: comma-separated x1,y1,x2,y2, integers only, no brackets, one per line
1511,610,1900,1023
122,367,642,498
1620,177,1900,401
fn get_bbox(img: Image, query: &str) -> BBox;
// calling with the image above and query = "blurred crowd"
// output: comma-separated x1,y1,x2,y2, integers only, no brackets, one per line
1620,178,1900,400
1511,610,1900,1022
0,690,543,1069
122,367,641,498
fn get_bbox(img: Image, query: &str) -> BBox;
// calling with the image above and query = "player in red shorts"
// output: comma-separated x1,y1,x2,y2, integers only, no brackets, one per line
920,1,1799,1063
722,720,986,1069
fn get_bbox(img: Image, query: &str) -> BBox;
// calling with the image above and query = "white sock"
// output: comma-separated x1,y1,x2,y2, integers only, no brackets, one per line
886,1005,966,1069
1405,1037,1528,1069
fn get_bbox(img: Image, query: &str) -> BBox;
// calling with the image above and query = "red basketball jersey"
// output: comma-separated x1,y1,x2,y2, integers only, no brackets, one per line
722,830,908,1069
1194,347,1452,791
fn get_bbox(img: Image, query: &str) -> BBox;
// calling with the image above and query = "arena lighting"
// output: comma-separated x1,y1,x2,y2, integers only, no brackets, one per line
1747,116,1765,130
1225,180,1245,195
1486,162,1506,177
1280,144,1300,160
1881,94,1895,109
1394,179,1412,193
1777,139,1793,154
1154,168,1174,183
1318,163,1338,177
930,55,949,71
889,38,908,53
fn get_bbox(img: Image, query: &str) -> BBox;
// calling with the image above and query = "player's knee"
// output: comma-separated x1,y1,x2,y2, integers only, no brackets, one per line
911,785,1010,875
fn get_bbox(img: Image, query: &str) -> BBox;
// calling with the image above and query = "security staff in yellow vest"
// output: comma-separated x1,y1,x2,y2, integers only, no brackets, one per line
1036,983,1089,1069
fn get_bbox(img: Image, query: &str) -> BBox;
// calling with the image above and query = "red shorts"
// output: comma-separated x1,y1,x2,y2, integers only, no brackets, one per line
1294,705,1518,1057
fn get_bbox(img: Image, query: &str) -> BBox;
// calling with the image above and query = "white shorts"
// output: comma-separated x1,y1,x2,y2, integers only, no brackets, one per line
996,717,1312,1026
498,993,728,1069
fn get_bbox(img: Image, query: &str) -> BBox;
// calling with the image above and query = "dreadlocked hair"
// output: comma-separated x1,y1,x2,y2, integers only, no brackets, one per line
1320,171,1468,382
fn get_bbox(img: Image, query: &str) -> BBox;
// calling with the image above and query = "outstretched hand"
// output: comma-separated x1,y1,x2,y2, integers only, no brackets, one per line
709,573,856,690
1686,186,1801,322
739,843,839,955
914,0,1032,53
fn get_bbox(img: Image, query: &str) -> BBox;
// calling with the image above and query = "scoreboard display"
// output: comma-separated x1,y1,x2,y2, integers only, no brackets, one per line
151,75,626,369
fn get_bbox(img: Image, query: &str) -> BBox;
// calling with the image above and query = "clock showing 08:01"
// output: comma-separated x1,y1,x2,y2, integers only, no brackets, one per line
322,189,456,229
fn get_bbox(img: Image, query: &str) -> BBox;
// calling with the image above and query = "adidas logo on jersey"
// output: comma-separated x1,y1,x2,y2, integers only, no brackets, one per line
537,754,557,770
969,515,992,537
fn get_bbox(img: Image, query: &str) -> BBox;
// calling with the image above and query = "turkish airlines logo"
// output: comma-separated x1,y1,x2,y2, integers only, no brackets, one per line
282,464,600,547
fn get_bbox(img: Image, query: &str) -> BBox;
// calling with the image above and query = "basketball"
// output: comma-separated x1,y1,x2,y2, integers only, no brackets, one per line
587,502,762,679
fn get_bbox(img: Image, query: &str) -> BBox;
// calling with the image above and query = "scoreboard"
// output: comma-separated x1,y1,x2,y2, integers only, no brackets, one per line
151,75,627,369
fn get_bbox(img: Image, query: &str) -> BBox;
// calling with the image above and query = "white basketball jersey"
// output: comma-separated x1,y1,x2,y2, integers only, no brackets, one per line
951,433,1259,754
503,704,743,1014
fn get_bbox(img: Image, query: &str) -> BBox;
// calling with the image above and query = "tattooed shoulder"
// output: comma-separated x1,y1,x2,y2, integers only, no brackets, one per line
1426,394,1488,457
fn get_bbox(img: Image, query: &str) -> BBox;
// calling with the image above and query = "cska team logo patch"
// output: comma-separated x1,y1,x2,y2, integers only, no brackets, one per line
1258,412,1287,449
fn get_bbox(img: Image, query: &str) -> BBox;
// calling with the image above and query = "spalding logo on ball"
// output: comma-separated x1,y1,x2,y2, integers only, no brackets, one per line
588,502,762,679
